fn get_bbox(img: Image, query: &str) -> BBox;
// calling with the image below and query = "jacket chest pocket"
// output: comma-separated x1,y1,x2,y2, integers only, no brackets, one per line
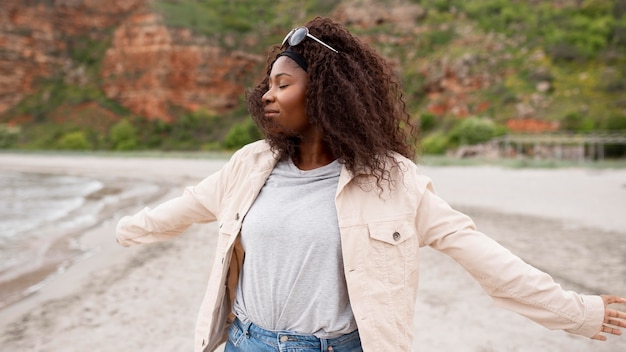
365,219,418,287
368,220,415,245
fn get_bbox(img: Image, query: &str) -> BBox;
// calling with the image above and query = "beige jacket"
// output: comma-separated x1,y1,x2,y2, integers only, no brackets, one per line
116,140,604,352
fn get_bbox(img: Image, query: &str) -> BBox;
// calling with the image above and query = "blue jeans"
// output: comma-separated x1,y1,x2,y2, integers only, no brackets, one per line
224,317,363,352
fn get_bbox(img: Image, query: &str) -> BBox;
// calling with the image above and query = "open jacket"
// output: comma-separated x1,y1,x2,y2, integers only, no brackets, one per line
116,140,604,352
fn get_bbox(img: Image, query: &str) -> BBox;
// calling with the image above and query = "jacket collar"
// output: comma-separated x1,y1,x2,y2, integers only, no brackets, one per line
250,139,361,195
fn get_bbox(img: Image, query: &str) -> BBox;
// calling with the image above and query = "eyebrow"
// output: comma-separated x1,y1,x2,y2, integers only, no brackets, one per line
270,72,293,80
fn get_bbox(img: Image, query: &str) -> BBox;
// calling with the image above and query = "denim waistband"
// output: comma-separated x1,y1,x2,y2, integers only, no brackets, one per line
231,317,361,351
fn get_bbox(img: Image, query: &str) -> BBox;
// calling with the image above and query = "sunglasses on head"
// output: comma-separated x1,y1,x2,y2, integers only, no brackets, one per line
281,26,338,53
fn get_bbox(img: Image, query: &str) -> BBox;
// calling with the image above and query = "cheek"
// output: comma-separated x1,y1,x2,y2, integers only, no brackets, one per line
297,96,307,115
282,91,306,114
294,90,307,114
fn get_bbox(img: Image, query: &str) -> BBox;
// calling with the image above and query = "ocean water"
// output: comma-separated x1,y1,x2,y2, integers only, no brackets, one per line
0,171,103,266
0,172,103,241
0,170,161,306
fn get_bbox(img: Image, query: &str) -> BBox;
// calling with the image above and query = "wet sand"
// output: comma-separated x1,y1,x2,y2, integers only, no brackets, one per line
0,153,624,351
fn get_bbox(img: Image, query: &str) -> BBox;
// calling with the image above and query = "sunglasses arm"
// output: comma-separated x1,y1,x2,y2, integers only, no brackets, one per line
306,34,339,53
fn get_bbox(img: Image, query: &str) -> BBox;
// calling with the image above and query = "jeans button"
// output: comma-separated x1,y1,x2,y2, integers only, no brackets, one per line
393,231,401,241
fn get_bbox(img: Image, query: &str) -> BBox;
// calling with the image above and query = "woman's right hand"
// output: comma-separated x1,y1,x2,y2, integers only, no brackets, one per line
591,295,626,341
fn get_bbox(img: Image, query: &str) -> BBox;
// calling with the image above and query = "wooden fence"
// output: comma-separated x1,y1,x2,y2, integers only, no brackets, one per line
488,132,626,161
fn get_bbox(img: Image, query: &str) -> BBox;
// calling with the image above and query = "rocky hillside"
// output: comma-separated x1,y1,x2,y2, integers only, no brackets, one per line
0,0,261,120
1,0,625,151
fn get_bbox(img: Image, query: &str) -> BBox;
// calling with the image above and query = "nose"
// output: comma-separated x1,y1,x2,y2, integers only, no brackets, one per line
262,87,274,104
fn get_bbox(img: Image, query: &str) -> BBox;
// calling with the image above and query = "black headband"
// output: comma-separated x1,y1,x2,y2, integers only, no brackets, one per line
277,47,308,72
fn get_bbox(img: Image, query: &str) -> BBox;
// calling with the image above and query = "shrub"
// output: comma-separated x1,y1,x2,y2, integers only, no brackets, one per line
222,118,262,149
421,131,448,155
57,131,91,150
448,116,497,146
561,112,596,132
419,113,437,133
109,119,138,151
602,113,626,130
0,123,21,148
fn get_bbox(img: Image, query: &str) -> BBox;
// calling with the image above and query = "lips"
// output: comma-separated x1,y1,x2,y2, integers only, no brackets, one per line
263,109,279,118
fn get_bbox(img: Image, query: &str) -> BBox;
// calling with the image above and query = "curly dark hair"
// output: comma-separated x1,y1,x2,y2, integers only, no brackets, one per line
247,16,418,186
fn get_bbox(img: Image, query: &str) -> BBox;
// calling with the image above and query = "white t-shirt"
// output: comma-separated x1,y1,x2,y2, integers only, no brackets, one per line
232,158,357,338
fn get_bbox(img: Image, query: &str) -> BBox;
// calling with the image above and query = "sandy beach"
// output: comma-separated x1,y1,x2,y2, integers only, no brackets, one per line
0,152,625,352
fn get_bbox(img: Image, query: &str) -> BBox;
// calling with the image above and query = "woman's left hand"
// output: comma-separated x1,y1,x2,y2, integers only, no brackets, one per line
591,295,626,341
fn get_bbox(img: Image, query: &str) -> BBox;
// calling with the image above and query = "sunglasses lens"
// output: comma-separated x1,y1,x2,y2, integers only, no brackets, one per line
281,29,295,47
289,27,308,46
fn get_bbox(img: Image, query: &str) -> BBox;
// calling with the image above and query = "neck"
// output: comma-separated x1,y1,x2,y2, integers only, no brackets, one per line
294,134,334,170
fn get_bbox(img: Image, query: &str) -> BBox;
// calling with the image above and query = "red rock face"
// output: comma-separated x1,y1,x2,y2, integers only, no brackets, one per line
505,118,559,133
100,13,262,121
0,0,262,122
0,0,146,115
0,1,60,114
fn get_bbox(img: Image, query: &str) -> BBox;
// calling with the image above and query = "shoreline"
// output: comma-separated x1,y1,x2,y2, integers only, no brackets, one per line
0,153,625,351
0,172,169,311
0,153,229,328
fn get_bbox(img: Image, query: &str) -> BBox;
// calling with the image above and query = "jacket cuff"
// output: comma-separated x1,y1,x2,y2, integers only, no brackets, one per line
565,294,605,337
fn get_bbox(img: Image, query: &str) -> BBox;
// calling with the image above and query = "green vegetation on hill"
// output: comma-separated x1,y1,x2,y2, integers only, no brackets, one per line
2,0,625,157
152,0,337,50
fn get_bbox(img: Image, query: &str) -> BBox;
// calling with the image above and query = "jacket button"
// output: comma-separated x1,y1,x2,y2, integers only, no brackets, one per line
392,231,401,241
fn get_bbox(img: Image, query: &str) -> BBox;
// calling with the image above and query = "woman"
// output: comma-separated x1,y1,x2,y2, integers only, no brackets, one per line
116,17,626,352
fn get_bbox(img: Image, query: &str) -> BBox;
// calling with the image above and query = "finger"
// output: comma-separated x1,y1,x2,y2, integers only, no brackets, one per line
605,309,626,328
606,309,626,321
591,332,607,341
606,318,626,329
602,295,626,305
601,324,623,336
606,309,626,319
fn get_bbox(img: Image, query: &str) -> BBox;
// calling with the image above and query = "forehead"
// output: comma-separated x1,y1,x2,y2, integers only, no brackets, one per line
269,56,307,78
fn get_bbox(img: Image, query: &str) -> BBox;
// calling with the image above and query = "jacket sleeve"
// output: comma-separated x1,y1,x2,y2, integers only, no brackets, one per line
116,155,236,246
413,172,605,338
